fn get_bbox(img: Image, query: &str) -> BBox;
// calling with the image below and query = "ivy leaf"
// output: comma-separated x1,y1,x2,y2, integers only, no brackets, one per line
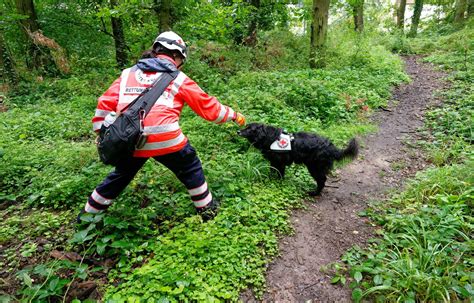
340,276,347,285
352,288,363,302
156,297,170,303
101,235,114,243
373,275,383,285
171,284,185,295
19,272,33,288
49,277,59,291
76,264,89,280
111,240,132,249
96,241,107,255
71,229,90,243
176,280,190,287
354,271,363,283
33,264,51,277
465,283,474,295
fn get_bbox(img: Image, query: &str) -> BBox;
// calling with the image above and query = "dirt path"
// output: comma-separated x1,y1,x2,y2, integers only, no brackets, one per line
254,56,447,302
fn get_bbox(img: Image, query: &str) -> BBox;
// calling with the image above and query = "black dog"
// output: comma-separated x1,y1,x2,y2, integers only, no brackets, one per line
238,123,359,196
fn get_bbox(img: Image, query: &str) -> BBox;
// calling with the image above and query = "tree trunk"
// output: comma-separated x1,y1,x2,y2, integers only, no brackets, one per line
309,0,330,68
15,0,57,73
468,0,474,18
110,0,128,68
352,0,364,32
397,0,407,29
454,0,467,22
15,0,39,33
0,29,18,87
153,0,172,33
408,0,423,37
244,0,260,46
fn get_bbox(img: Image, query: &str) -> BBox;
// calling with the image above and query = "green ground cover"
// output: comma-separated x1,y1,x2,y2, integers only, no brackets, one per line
0,30,407,302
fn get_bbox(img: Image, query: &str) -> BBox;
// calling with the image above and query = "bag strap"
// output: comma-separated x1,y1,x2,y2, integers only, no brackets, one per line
119,70,180,115
141,70,179,115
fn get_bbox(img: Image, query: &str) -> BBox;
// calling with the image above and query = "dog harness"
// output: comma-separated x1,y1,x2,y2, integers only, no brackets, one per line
270,131,294,152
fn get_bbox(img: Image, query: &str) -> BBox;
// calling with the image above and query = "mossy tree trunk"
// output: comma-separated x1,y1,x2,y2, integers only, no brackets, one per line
243,0,260,46
397,0,407,30
468,0,474,18
110,0,128,68
15,0,39,67
454,0,467,22
154,0,172,33
309,0,330,68
408,0,423,37
352,0,364,32
15,0,57,74
0,29,18,87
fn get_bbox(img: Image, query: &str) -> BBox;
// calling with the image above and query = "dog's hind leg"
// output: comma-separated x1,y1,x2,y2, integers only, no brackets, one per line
307,164,328,196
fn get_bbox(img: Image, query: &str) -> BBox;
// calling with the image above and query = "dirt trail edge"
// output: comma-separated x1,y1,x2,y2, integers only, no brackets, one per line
247,56,448,302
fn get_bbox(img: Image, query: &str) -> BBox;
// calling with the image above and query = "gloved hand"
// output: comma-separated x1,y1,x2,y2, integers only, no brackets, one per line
233,112,246,127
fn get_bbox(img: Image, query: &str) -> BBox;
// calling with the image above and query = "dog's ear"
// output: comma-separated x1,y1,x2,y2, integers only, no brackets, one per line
245,123,261,136
249,123,261,131
253,128,266,146
265,125,281,140
252,124,278,148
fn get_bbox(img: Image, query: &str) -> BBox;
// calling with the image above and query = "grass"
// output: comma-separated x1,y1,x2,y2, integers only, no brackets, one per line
344,163,473,302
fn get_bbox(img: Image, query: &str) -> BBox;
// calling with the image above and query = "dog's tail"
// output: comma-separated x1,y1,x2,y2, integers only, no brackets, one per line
334,138,359,161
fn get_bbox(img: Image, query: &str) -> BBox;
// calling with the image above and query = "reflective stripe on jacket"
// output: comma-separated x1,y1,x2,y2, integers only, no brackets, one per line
92,56,236,157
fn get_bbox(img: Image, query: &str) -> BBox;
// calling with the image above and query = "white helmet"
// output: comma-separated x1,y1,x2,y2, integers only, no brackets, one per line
152,31,187,59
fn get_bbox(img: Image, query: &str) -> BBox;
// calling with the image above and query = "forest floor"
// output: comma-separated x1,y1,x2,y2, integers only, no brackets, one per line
0,55,450,302
244,55,448,302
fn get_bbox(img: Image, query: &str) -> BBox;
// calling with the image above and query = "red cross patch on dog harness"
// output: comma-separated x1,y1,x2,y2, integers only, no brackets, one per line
270,133,293,151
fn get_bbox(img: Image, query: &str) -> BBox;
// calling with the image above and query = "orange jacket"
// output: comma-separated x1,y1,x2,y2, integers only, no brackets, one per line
92,55,236,157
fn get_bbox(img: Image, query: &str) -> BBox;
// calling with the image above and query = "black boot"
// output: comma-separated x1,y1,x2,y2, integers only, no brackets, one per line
76,209,86,224
197,199,219,222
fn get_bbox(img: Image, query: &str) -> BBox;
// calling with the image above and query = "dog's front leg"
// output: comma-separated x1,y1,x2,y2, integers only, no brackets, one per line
270,161,286,179
308,179,325,196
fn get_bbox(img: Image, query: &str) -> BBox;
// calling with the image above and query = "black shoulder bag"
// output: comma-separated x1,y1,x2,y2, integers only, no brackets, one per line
97,70,179,166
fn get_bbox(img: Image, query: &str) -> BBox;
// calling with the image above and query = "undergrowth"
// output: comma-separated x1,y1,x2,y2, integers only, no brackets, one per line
0,29,407,302
339,22,474,303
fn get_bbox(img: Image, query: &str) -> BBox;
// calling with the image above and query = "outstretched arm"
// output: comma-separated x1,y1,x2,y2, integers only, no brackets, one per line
179,76,245,125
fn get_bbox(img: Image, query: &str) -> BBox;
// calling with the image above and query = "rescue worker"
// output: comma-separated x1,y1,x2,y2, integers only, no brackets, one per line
79,31,246,222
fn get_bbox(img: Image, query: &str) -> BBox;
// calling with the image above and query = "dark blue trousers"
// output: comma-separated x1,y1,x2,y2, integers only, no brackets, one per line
85,143,212,213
